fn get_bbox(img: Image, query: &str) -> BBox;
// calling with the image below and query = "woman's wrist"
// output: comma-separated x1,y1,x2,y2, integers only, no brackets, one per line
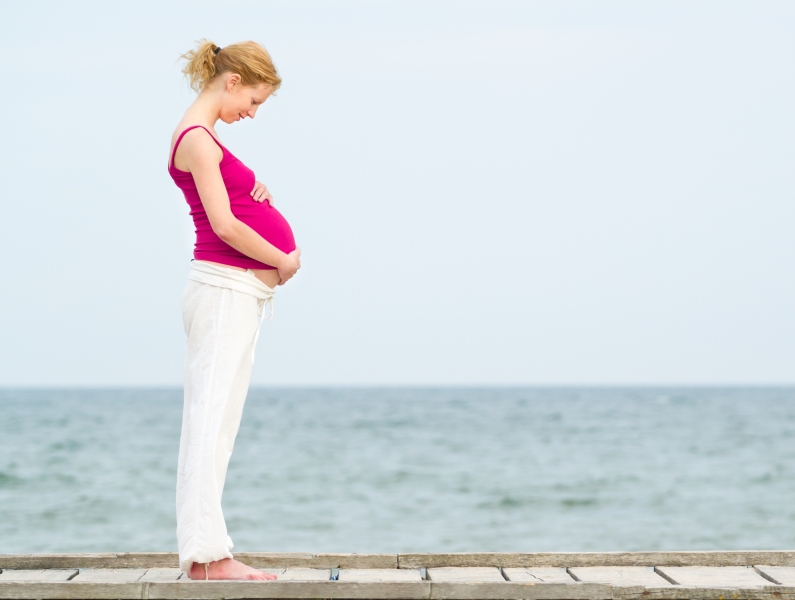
273,250,289,270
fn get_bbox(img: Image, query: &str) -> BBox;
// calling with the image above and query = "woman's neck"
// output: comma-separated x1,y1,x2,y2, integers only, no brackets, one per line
184,90,223,129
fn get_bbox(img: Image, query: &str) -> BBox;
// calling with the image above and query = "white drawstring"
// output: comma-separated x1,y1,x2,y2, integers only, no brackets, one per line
251,295,274,363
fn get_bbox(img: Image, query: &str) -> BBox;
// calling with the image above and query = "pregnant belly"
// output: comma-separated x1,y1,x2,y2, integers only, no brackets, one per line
236,202,296,255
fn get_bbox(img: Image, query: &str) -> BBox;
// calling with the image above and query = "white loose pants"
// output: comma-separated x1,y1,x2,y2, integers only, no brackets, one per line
176,260,275,576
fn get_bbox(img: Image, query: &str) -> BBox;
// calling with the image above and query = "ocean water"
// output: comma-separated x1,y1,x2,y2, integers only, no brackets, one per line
0,387,794,554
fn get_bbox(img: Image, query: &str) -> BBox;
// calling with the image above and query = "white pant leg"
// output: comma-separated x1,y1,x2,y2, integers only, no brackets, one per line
176,278,260,576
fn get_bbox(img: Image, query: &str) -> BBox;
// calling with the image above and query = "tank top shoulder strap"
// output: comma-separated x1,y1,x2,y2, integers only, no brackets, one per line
170,125,225,169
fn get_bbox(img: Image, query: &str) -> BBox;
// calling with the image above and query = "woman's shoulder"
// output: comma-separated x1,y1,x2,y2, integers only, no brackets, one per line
171,124,225,172
173,124,223,147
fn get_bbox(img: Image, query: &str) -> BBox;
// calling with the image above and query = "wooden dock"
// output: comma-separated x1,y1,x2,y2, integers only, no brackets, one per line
2,552,795,599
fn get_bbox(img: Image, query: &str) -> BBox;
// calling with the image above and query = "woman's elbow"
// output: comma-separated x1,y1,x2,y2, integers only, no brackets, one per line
213,219,237,243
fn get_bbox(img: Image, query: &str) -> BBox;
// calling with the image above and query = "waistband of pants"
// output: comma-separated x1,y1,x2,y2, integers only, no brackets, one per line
187,260,276,364
187,260,276,300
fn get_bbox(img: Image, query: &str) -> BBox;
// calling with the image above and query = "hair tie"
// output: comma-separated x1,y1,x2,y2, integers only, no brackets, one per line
213,46,221,55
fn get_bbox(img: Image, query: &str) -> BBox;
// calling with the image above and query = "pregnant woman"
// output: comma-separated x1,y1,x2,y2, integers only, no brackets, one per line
168,39,301,581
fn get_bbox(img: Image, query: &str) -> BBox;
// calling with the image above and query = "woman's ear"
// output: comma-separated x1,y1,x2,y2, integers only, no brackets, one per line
225,73,242,91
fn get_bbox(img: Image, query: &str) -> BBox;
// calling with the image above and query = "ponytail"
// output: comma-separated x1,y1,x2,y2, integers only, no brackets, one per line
179,39,282,94
179,39,219,93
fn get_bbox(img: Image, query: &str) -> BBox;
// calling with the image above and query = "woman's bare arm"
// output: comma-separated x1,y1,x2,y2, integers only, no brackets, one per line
177,128,300,282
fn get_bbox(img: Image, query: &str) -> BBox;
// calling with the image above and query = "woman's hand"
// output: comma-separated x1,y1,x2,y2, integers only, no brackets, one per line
250,181,273,205
277,247,301,285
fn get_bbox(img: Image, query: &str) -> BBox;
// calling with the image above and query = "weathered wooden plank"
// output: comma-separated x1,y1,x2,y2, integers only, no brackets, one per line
149,580,431,598
339,568,423,581
426,567,505,582
0,554,124,570
139,568,184,582
569,566,671,586
0,581,144,599
502,568,575,583
0,552,396,570
755,566,795,586
0,570,77,582
237,552,397,569
4,551,795,570
428,581,613,599
398,551,795,568
258,568,331,581
70,568,147,582
0,553,176,570
613,585,795,600
1,579,794,600
657,566,771,588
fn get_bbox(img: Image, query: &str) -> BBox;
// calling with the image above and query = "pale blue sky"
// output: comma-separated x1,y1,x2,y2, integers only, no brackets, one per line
0,1,793,386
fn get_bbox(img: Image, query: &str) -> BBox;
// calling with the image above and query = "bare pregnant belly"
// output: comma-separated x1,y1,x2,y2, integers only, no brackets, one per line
199,261,280,289
250,268,280,288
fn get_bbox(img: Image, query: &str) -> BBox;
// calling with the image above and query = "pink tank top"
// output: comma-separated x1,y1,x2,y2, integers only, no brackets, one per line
168,125,296,270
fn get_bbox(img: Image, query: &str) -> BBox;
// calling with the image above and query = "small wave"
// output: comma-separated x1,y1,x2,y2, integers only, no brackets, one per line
0,471,25,488
476,496,541,509
561,497,598,507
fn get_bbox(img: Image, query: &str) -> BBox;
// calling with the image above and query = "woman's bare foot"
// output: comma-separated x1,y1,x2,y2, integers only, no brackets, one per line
188,557,277,581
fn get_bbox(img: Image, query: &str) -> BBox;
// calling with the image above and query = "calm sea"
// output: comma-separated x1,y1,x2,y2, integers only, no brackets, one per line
1,387,794,554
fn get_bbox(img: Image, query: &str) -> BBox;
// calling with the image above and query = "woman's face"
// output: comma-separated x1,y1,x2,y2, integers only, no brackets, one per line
219,75,273,124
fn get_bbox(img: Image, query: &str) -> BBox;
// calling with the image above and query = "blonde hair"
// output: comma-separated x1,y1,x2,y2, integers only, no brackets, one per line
179,39,282,94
